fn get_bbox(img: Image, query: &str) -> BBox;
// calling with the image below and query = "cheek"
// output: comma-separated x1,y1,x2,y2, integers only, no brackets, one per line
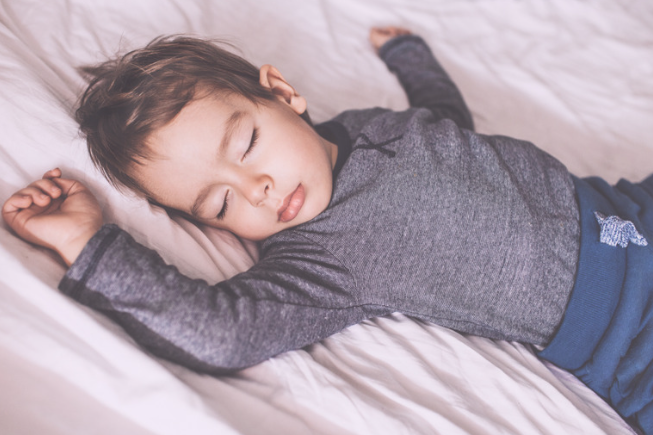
228,207,275,241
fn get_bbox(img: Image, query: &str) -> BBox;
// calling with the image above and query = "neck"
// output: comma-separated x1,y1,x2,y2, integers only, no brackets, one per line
327,139,339,170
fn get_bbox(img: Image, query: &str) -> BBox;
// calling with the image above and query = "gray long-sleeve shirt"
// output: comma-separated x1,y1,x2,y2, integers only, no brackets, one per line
60,35,580,374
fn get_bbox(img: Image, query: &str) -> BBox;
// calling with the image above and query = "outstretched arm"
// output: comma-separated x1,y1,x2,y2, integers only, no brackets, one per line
59,226,373,374
4,172,366,374
370,27,475,131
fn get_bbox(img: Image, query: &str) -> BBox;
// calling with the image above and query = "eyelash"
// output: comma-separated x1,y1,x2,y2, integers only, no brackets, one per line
217,128,258,220
242,127,259,160
216,190,229,221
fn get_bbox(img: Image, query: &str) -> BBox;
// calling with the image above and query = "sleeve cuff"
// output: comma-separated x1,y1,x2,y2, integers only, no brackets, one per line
378,34,428,64
59,223,122,299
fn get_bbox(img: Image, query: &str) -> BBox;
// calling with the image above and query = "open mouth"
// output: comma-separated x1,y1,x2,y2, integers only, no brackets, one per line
278,184,305,223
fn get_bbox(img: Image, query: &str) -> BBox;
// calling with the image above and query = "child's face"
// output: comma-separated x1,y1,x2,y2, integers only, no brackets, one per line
133,88,338,241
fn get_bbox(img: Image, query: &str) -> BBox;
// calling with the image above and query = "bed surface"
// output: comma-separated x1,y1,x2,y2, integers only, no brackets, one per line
1,1,651,434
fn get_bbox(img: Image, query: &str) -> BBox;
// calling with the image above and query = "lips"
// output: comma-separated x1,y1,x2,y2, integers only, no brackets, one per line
278,184,305,223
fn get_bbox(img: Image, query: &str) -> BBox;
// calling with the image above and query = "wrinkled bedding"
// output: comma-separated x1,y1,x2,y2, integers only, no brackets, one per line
1,1,651,434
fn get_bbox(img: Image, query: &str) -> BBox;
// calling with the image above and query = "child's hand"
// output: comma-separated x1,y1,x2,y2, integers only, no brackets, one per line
2,168,104,267
370,26,412,52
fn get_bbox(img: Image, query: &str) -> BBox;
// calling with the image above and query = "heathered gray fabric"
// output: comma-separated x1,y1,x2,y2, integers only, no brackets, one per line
59,35,580,374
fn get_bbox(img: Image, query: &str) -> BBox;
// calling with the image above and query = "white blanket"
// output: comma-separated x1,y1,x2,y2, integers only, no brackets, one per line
1,1,650,434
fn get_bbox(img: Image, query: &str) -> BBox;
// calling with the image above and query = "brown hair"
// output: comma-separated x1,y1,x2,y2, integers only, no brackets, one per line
75,35,276,195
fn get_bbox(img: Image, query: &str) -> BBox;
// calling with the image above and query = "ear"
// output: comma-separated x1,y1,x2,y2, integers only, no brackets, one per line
259,64,307,115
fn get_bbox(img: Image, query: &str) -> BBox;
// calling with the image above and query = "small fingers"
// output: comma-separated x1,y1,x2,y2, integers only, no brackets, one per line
384,26,411,36
3,180,60,214
2,192,35,215
13,186,53,208
43,167,62,180
39,169,83,198
2,170,68,228
370,26,411,37
31,178,62,199
369,26,412,51
49,176,81,196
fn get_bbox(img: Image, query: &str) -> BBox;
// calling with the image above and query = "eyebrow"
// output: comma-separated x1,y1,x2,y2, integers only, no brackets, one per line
190,110,246,218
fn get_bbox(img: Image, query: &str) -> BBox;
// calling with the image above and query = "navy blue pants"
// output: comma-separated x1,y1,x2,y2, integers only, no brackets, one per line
540,175,653,434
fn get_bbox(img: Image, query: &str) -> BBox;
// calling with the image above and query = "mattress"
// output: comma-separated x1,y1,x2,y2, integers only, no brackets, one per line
1,1,651,434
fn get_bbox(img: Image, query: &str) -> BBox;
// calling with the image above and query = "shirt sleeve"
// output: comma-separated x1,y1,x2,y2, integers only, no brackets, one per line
59,224,372,374
378,34,475,131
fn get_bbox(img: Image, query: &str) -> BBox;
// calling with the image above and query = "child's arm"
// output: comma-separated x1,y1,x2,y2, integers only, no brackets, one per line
2,168,103,266
58,225,370,374
5,171,367,374
370,27,475,131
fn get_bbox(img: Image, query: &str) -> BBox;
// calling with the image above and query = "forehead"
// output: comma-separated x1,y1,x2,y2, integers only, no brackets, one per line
169,92,245,131
143,93,249,156
130,95,235,192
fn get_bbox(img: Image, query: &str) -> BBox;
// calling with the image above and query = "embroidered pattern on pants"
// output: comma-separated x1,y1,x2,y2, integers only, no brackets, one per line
594,211,648,248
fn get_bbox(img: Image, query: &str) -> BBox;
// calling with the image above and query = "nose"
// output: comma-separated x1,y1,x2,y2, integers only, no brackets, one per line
242,174,272,206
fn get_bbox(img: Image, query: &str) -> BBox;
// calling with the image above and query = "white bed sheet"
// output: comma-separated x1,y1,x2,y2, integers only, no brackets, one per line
1,1,651,434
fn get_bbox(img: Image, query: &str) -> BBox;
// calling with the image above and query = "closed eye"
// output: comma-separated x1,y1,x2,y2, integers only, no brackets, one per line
216,190,229,221
242,128,259,160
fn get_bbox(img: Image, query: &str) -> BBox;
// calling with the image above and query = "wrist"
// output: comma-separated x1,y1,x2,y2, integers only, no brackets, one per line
57,227,101,267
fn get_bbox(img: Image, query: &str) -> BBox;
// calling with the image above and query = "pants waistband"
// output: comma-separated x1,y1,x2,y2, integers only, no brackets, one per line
538,176,625,369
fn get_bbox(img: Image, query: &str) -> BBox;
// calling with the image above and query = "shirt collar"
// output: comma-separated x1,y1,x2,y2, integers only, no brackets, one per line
314,120,352,178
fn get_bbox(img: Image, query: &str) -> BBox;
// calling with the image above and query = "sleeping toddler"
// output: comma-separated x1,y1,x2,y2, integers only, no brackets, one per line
3,27,652,433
